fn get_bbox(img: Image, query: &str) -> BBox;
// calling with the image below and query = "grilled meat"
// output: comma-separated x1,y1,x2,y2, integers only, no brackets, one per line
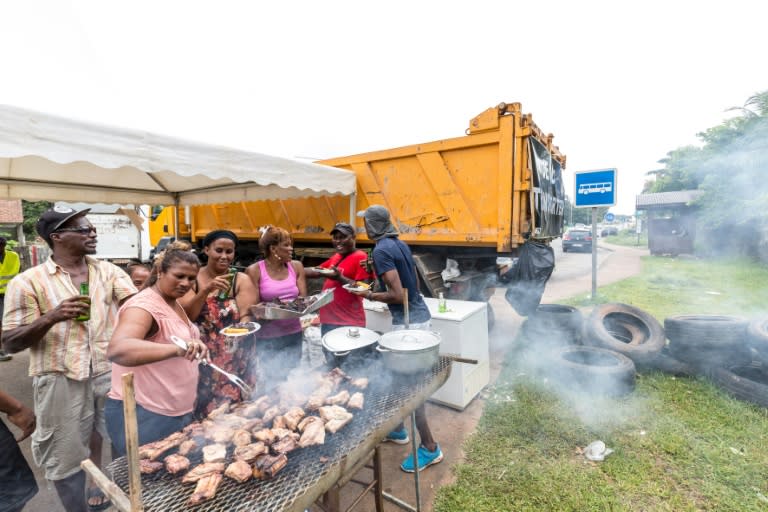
224,460,253,483
206,424,235,444
252,428,279,445
306,383,334,411
270,433,300,455
181,462,226,484
232,428,252,447
164,454,191,474
233,442,267,463
271,415,287,430
207,402,230,420
325,389,350,406
347,392,364,410
233,401,262,418
139,459,164,474
318,405,353,434
252,453,288,480
261,405,280,424
327,367,349,387
178,439,199,456
217,414,249,429
298,417,325,448
283,406,306,431
140,431,187,460
350,377,369,390
202,443,227,464
187,472,222,506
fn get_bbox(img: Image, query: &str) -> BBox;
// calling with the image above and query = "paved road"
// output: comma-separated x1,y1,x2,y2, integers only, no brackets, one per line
1,240,648,512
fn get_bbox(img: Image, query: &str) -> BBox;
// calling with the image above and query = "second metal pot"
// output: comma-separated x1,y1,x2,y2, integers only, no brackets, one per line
377,330,442,374
321,326,381,368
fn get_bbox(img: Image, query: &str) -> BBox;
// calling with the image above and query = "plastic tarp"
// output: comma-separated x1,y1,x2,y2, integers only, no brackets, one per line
0,104,355,206
500,240,555,316
529,137,564,238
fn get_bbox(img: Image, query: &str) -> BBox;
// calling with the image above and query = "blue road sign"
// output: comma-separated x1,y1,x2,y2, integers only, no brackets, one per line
604,212,615,222
574,168,617,208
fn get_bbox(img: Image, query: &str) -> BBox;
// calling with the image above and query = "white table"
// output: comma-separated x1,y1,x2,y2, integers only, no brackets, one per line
363,297,490,410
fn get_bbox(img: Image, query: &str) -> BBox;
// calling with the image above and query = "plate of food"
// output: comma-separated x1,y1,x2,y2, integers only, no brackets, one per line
343,281,372,293
250,289,335,320
219,321,261,337
311,267,336,276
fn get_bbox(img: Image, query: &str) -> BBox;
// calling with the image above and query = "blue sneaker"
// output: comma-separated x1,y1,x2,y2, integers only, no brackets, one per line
384,427,410,445
400,444,444,473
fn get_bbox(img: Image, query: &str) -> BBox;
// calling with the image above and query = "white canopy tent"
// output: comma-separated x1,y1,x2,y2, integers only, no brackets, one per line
0,105,356,207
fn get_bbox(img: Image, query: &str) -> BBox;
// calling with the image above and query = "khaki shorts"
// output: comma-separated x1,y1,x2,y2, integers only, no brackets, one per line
31,372,111,481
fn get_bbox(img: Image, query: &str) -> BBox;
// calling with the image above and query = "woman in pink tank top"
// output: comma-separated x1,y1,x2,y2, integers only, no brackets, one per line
246,227,307,391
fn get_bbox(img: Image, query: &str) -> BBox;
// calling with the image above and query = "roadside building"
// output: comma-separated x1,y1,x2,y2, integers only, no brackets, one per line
635,190,703,256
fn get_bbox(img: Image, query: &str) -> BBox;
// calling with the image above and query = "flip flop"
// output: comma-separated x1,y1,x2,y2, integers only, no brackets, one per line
87,487,111,512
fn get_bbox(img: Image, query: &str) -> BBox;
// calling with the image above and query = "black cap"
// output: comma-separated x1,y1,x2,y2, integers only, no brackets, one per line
36,206,91,245
330,222,355,237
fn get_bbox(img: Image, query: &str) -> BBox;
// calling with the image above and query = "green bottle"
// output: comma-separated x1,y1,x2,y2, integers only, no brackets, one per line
76,282,90,321
218,268,237,300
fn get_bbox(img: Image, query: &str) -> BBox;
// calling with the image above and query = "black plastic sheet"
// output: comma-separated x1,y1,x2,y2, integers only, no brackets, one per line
500,240,555,316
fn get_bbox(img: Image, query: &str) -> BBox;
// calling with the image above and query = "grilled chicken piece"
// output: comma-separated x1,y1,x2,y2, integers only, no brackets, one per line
271,415,287,430
306,383,334,411
298,417,326,448
202,443,227,463
233,442,267,463
241,418,264,432
187,472,223,506
325,390,350,406
252,428,279,445
206,425,235,444
252,453,288,480
141,431,187,460
277,388,308,408
347,392,364,410
164,454,190,474
217,414,249,430
270,433,299,455
318,405,353,434
327,367,349,387
232,428,252,447
181,462,226,484
207,402,230,420
182,422,206,439
261,405,280,424
139,459,164,474
350,377,369,390
283,406,306,431
178,439,199,456
233,401,262,418
224,460,253,483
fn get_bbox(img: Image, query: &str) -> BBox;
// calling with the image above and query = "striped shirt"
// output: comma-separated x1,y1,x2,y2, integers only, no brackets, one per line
2,256,137,380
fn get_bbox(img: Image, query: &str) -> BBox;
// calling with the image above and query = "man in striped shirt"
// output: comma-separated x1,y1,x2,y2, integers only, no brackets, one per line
2,206,137,512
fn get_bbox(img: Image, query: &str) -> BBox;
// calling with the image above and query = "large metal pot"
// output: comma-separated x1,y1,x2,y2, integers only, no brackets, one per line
377,330,441,374
321,326,381,368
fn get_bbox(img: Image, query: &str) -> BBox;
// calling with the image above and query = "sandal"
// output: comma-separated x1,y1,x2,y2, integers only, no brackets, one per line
87,487,112,512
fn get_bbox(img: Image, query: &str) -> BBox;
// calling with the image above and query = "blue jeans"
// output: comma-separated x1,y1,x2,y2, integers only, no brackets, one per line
105,398,193,458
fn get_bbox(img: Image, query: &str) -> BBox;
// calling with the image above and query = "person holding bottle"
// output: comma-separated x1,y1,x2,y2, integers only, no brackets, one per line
180,230,258,417
2,206,137,512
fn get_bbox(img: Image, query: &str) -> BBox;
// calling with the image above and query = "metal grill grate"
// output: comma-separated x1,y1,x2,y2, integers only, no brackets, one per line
107,357,452,511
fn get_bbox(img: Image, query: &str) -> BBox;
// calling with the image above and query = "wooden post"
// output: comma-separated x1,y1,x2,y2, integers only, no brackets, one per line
122,372,144,511
81,460,132,512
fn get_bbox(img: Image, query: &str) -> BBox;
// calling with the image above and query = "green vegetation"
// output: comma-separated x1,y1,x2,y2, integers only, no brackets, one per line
600,230,647,248
435,257,768,511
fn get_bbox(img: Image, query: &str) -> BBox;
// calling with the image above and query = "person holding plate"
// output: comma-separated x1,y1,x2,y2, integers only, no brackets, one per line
305,222,372,337
179,230,258,418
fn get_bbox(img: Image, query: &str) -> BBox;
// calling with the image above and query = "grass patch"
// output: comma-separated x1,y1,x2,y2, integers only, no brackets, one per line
435,256,768,511
601,230,647,247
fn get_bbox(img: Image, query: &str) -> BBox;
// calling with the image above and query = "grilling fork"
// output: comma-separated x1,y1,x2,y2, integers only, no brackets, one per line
170,335,253,397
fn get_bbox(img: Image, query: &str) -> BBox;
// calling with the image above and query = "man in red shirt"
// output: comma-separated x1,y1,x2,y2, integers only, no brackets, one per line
306,222,372,335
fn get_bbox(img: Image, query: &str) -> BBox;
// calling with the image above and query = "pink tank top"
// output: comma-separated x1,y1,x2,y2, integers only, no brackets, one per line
257,259,302,338
108,288,200,416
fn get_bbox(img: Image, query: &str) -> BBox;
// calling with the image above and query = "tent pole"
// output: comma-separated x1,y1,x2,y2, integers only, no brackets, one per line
173,197,180,241
349,192,357,226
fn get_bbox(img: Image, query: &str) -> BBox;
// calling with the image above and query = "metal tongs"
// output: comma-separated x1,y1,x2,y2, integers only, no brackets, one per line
170,335,253,397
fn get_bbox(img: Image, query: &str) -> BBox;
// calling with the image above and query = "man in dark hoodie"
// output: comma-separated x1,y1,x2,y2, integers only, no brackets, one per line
353,205,443,472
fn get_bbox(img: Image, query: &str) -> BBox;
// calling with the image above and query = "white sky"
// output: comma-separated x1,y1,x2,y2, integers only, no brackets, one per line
1,0,765,215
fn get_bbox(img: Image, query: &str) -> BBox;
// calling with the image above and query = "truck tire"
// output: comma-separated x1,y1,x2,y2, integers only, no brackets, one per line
583,303,665,365
553,346,636,397
522,304,582,346
747,316,768,364
665,315,750,372
709,363,768,408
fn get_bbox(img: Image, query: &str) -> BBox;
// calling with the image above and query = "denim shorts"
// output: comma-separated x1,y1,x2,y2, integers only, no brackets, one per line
105,398,193,458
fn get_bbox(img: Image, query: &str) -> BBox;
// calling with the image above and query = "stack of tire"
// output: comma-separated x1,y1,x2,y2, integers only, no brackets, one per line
521,304,583,348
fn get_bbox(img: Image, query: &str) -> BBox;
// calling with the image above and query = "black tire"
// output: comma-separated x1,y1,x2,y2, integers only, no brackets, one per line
636,346,696,377
522,304,583,346
583,303,665,365
747,316,768,363
709,363,768,408
665,315,750,371
552,346,636,397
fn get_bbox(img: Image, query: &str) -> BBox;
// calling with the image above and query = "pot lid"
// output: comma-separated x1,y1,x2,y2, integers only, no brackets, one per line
322,326,381,352
379,329,441,351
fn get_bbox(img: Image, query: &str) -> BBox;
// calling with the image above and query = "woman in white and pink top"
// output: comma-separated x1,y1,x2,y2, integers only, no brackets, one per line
105,247,207,457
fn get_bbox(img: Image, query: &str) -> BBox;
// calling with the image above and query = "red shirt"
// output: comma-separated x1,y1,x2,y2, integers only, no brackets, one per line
319,250,372,327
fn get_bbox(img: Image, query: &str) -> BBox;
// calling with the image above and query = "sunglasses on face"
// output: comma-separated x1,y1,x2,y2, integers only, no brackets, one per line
54,226,97,235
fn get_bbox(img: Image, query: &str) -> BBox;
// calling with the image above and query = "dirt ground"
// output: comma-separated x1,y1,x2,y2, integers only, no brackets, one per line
4,241,647,512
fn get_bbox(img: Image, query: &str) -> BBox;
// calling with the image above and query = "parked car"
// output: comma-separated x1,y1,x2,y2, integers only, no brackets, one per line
601,226,619,237
562,228,593,252
148,236,176,262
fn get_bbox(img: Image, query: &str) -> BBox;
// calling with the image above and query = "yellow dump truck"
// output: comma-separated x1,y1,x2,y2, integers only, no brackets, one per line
150,102,566,319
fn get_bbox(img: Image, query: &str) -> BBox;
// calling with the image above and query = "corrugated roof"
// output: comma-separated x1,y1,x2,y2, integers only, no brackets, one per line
0,199,23,224
636,190,703,209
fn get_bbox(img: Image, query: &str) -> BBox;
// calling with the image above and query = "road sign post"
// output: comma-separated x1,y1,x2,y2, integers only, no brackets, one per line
574,168,617,299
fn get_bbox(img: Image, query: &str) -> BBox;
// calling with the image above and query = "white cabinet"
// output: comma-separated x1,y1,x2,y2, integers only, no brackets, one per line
363,297,489,410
